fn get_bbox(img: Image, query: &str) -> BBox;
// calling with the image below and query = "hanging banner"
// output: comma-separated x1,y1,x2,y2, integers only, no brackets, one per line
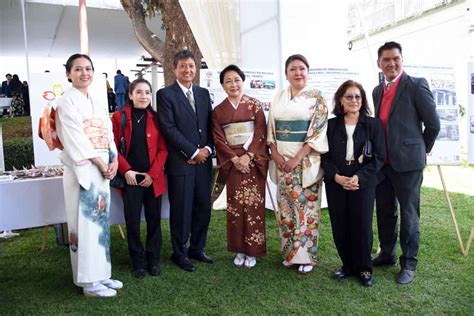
404,65,461,165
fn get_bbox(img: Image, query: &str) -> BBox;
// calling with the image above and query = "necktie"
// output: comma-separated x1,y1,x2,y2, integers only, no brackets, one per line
386,82,393,90
186,90,196,112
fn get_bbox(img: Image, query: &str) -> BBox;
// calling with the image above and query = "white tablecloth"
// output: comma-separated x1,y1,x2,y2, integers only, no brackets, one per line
0,98,12,109
0,177,169,230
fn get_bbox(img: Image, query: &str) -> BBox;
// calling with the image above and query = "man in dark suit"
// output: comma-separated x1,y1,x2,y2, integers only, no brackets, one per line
1,73,12,97
372,41,440,285
157,50,214,272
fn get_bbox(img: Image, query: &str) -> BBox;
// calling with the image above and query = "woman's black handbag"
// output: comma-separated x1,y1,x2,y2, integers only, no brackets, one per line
110,110,127,188
362,120,373,160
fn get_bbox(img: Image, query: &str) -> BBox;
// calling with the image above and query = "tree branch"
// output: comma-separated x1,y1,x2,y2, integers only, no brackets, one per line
121,0,164,63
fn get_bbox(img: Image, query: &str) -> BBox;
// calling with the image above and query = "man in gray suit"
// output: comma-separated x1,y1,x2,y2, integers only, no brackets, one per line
372,41,440,285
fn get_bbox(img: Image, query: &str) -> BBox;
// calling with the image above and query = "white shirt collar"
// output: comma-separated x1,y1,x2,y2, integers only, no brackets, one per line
177,81,193,96
384,70,404,86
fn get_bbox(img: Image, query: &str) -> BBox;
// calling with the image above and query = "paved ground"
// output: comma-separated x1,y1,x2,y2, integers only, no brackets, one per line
423,165,474,196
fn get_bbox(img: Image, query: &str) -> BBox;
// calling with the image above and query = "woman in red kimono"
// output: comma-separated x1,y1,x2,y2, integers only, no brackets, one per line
212,65,269,268
111,78,167,278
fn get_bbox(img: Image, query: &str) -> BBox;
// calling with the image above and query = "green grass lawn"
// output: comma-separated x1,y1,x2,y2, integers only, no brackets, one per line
0,189,473,314
0,116,32,140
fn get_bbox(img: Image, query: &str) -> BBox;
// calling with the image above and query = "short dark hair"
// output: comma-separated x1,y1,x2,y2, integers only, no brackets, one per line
377,41,402,59
5,73,12,78
332,80,371,116
173,50,196,68
64,54,94,82
284,54,309,74
116,70,122,75
129,78,152,95
219,64,245,84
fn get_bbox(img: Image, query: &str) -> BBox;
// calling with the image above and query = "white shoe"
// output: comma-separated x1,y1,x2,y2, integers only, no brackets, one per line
297,265,313,274
83,283,117,298
100,279,123,290
244,256,256,268
233,253,245,267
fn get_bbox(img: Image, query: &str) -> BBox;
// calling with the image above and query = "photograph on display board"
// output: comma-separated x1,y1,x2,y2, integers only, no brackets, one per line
404,65,461,165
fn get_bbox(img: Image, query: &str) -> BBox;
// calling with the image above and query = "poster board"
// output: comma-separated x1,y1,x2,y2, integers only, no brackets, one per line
308,67,361,115
201,69,277,110
468,61,474,165
404,65,461,165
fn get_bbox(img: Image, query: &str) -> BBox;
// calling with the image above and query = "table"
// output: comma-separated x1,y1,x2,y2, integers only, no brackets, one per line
0,177,169,230
0,97,12,110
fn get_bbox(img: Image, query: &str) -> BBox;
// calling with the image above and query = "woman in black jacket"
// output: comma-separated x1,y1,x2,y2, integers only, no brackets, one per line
322,80,385,287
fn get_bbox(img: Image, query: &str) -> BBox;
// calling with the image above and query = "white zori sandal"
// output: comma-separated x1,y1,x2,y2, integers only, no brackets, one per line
298,265,313,274
244,256,256,268
234,253,246,267
83,283,117,298
100,279,123,290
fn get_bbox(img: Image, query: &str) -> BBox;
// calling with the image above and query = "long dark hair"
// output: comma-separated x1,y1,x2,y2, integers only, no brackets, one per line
332,80,370,116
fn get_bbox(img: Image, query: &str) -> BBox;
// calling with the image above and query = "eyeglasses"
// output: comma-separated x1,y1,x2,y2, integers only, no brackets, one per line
343,95,362,101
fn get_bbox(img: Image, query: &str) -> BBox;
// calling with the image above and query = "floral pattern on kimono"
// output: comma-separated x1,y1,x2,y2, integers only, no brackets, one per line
212,95,269,257
267,86,328,265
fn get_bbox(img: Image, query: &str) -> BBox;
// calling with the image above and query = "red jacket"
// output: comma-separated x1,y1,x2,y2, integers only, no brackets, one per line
111,105,168,197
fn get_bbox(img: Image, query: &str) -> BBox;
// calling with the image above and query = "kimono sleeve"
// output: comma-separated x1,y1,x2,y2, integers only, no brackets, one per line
56,96,96,163
305,90,328,154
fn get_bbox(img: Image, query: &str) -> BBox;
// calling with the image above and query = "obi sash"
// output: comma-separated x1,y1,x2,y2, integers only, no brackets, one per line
275,120,310,142
83,118,109,149
222,121,254,146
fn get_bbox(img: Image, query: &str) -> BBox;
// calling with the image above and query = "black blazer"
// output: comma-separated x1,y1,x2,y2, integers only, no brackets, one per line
322,115,385,189
373,72,440,172
157,81,214,176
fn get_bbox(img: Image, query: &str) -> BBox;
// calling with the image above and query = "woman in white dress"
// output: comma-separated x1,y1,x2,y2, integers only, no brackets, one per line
267,54,328,274
56,54,123,297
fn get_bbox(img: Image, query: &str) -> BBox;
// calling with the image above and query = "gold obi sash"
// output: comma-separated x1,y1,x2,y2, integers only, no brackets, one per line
222,121,254,146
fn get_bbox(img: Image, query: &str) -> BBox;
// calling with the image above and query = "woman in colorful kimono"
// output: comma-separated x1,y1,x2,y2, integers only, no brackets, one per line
112,79,168,278
56,54,122,297
267,54,328,274
212,65,269,268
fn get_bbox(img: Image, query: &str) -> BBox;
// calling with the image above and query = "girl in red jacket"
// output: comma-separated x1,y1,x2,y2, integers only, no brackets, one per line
112,78,167,278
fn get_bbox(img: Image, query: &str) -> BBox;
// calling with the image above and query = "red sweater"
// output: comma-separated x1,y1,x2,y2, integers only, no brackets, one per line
378,74,402,163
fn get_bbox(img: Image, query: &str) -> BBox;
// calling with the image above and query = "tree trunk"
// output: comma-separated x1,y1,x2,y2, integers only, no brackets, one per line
121,0,202,87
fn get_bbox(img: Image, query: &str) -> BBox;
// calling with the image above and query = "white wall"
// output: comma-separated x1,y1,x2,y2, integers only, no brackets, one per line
240,0,282,87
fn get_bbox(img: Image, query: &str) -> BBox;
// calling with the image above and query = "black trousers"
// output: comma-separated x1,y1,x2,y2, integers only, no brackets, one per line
122,185,162,270
325,164,375,274
167,165,212,260
375,164,423,271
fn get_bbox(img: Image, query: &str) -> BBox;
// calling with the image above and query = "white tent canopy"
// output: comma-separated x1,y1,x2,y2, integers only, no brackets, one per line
0,0,165,77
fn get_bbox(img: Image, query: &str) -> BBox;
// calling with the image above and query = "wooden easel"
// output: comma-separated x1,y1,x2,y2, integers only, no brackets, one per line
437,165,473,256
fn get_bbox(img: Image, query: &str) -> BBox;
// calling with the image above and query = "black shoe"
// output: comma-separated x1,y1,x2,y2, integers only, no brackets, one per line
133,269,146,278
172,256,196,272
360,271,373,287
189,252,214,264
372,254,397,267
333,268,352,280
396,269,416,285
149,265,161,276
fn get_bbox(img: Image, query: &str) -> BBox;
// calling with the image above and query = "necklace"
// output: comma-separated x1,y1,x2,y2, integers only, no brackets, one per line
133,112,145,123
